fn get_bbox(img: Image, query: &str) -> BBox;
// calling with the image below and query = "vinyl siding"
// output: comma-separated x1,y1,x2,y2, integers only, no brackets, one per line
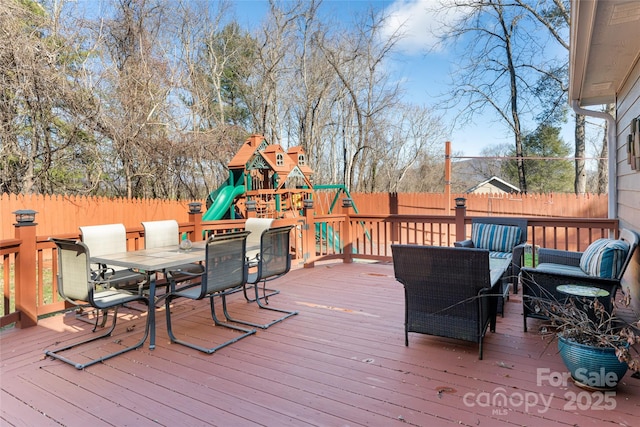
616,57,640,313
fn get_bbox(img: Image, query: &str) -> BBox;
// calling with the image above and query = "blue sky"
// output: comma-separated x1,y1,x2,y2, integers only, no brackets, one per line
232,0,580,158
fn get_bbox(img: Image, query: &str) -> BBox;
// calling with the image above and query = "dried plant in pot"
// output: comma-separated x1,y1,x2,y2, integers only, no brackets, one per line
530,290,640,391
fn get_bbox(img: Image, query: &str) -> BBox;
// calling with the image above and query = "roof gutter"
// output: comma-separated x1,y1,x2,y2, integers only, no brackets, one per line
570,100,616,219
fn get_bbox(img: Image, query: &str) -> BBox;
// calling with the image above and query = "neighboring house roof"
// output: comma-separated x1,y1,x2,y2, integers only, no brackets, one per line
569,0,640,106
465,176,520,194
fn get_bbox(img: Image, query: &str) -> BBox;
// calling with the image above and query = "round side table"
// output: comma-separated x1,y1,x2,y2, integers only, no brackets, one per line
556,284,611,321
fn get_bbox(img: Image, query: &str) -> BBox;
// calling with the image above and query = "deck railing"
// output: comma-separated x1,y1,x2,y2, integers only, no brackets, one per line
0,206,619,328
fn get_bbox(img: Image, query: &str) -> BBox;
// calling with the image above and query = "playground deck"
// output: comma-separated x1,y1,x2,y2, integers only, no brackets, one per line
2,261,639,426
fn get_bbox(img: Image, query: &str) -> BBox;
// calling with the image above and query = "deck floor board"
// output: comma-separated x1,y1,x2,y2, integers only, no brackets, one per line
2,261,639,426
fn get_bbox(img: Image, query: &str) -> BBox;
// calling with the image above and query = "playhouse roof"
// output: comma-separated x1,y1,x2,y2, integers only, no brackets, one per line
228,135,314,178
287,146,313,176
227,134,266,169
261,144,296,175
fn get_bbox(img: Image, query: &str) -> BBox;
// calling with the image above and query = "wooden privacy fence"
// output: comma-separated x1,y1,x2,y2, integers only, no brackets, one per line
1,193,199,240
346,192,608,218
2,191,607,240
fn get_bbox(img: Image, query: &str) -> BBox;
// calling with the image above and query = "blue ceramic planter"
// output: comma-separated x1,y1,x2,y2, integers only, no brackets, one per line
558,335,628,390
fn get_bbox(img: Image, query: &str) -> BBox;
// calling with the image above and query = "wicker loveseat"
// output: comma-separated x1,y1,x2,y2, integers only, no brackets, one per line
391,245,500,359
520,228,639,332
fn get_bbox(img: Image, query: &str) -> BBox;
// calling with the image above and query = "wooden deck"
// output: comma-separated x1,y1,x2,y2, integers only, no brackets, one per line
2,261,639,426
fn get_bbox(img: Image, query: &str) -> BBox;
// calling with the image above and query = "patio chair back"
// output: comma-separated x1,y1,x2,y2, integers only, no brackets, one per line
142,219,204,282
202,230,251,296
471,217,528,245
142,220,180,248
245,217,274,260
51,238,92,302
80,223,127,257
79,223,146,288
249,225,294,284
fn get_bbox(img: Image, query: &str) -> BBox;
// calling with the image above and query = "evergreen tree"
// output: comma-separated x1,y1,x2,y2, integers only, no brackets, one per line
503,125,573,193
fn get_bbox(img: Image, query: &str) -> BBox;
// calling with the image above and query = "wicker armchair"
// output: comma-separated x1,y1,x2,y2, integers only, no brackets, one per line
521,228,639,332
454,217,528,293
391,245,500,360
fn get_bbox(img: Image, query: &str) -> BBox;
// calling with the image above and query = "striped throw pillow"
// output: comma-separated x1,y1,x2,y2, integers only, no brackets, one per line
471,223,522,253
579,238,630,278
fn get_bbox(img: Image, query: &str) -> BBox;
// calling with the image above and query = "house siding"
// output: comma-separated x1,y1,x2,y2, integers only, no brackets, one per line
616,57,640,313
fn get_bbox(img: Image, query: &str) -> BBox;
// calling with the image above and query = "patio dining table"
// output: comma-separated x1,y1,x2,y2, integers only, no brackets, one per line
92,240,262,349
92,242,208,350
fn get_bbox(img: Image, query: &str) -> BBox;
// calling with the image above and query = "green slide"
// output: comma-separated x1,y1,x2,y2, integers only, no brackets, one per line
202,183,246,221
316,223,342,253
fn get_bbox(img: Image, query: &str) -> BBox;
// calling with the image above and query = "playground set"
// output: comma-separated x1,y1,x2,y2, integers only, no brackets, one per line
203,134,357,221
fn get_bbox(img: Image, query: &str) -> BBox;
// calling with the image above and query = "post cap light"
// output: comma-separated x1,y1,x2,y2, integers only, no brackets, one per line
342,197,353,208
246,200,257,212
13,209,37,226
188,202,202,214
454,197,467,208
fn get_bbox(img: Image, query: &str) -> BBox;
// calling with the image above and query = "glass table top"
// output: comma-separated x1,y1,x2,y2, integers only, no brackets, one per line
556,284,610,297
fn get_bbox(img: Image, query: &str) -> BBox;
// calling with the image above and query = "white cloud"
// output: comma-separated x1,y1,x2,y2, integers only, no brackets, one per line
382,0,465,55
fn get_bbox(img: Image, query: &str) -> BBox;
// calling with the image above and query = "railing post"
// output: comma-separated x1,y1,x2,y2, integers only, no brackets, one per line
13,210,38,328
246,199,257,218
303,198,315,268
455,197,467,244
188,202,204,242
342,198,353,264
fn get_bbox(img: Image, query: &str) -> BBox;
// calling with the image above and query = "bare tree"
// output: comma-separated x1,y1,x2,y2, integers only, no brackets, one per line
0,0,102,194
318,7,403,191
242,0,302,144
92,0,180,198
378,104,446,192
173,0,251,197
513,0,594,194
435,0,538,192
3,0,448,198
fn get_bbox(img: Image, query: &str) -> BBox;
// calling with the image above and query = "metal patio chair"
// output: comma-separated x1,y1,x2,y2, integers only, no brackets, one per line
44,238,150,369
241,217,280,301
227,225,299,329
80,223,147,291
163,231,256,354
142,219,204,286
